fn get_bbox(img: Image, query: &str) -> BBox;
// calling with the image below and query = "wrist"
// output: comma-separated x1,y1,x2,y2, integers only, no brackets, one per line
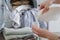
47,33,58,40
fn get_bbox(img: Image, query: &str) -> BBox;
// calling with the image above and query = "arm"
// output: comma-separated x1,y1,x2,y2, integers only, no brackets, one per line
32,25,58,40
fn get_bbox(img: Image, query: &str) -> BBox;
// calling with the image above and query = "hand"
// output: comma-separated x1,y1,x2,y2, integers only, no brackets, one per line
32,24,58,40
40,3,49,14
40,1,53,14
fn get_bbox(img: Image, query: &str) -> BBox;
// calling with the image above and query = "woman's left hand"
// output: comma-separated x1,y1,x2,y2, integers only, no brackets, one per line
40,0,54,14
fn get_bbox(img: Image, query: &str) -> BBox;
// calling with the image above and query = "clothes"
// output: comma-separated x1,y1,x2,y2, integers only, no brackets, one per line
10,5,30,28
4,27,32,35
3,0,14,28
0,0,47,40
11,5,36,27
11,5,47,29
0,0,47,32
0,0,47,31
3,5,35,40
0,0,4,31
10,35,36,40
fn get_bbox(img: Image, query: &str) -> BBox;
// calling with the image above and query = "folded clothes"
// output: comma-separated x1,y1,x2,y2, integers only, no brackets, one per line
4,34,36,40
3,27,32,35
10,35,36,40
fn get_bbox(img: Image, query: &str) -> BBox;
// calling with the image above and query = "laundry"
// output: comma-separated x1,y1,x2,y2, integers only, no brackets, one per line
0,0,4,31
3,1,38,39
4,26,33,35
1,0,48,40
0,0,47,30
10,5,47,29
3,4,47,40
10,35,36,40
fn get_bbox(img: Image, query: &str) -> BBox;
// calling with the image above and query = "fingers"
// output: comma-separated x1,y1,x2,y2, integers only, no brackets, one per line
40,2,50,14
42,6,49,14
40,4,45,10
40,5,44,10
